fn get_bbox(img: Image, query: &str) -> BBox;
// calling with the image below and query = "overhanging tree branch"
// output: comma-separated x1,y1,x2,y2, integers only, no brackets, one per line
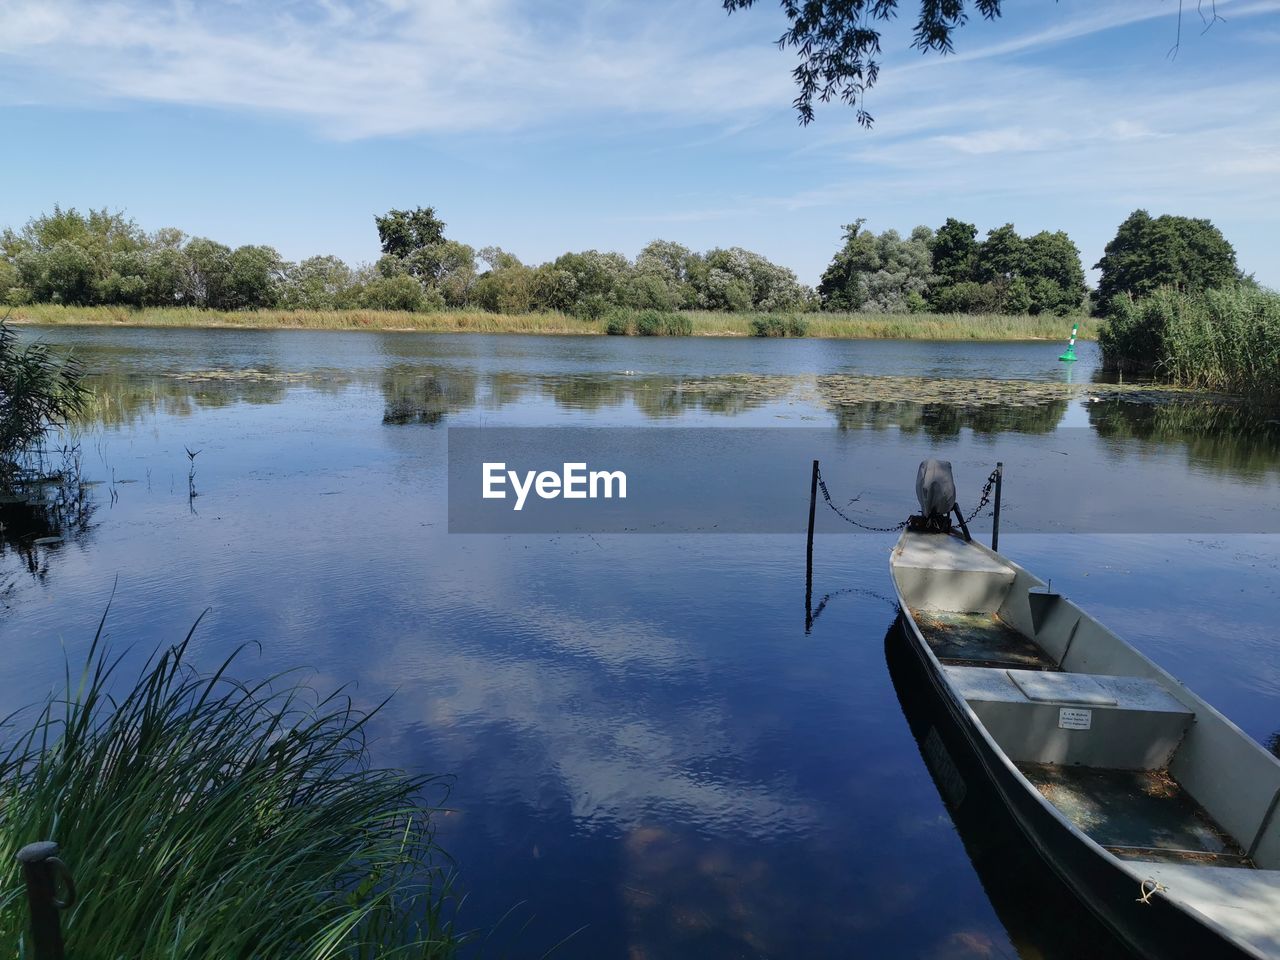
728,1,1223,125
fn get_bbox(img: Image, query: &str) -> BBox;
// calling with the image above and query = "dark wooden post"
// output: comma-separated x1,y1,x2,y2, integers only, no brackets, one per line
806,460,818,633
16,841,75,960
992,462,1003,553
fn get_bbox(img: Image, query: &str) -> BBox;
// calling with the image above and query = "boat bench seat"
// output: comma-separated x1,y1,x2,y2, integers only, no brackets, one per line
894,534,1016,613
945,666,1194,769
1133,863,1280,957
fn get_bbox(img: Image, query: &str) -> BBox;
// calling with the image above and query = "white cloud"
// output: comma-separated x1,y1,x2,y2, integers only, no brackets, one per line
933,118,1160,155
0,0,791,137
2,0,1278,284
933,127,1067,155
5,0,1275,140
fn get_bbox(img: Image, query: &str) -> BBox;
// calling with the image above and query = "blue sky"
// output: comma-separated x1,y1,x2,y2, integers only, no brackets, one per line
1,0,1278,287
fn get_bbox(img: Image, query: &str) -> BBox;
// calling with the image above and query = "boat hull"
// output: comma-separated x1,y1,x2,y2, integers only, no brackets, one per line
892,611,1262,960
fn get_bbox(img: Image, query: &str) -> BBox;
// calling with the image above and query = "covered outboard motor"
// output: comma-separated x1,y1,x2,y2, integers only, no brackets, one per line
916,458,956,519
910,458,968,537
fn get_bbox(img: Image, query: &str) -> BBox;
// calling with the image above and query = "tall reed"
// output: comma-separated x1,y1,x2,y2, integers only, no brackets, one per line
1100,286,1280,396
0,613,459,959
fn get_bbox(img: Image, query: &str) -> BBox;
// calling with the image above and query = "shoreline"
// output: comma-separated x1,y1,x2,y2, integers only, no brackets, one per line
6,305,1094,342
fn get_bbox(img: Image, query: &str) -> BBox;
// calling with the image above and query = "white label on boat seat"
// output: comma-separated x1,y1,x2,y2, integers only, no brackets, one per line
1059,707,1092,730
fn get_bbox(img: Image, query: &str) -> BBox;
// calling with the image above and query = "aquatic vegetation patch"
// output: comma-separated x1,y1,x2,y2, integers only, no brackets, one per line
163,368,320,383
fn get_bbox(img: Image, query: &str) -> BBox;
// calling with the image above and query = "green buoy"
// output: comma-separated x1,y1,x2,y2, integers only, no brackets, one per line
1059,322,1079,362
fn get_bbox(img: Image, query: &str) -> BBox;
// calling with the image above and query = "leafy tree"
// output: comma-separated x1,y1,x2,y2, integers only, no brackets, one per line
723,0,1004,125
970,223,1031,313
279,256,355,310
636,240,698,284
699,267,754,311
14,207,145,257
1023,231,1086,315
818,221,933,312
1094,210,1238,311
930,218,978,287
223,245,283,310
374,254,410,279
477,246,523,272
530,265,579,312
619,273,682,311
374,207,447,258
184,238,233,309
5,207,150,305
974,224,1026,283
30,241,97,304
817,219,871,309
0,259,19,304
926,220,1084,315
930,280,1000,314
1003,276,1032,314
472,263,535,313
635,240,700,308
700,247,807,311
99,249,149,306
359,274,431,312
408,240,476,307
141,250,188,306
135,229,191,307
549,250,635,314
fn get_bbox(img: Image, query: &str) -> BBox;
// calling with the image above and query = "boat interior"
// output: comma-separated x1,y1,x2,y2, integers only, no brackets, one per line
893,531,1280,954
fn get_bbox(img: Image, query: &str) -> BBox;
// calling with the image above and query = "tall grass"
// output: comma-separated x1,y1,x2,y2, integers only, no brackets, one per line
0,317,88,477
0,614,459,959
11,304,1088,342
1100,286,1280,396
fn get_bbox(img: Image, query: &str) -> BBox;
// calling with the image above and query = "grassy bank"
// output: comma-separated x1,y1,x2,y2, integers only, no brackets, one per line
0,620,459,959
10,304,1090,341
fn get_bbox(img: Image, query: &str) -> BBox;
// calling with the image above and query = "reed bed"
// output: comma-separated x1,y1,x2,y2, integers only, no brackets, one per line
0,615,459,959
11,304,1088,342
1100,286,1280,396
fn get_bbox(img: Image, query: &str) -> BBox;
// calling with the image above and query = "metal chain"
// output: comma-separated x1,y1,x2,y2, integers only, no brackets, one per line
815,465,999,531
963,468,1001,524
816,466,909,532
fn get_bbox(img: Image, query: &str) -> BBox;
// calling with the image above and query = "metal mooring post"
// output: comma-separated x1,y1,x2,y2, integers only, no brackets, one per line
991,462,1003,553
805,459,819,632
16,841,75,960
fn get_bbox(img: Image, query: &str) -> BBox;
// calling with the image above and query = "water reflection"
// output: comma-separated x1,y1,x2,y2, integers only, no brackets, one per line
71,360,1280,490
1088,397,1280,480
80,371,321,429
382,366,479,425
0,455,96,592
828,399,1069,436
883,619,1135,960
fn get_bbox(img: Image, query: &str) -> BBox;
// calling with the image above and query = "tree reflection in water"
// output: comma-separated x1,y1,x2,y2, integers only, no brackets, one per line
1,449,96,594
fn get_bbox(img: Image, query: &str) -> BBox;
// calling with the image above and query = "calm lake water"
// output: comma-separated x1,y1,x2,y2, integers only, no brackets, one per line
4,327,1280,959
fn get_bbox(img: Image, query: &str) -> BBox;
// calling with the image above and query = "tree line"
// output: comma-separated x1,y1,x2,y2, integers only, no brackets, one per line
0,205,1245,319
0,207,811,318
818,219,1089,316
